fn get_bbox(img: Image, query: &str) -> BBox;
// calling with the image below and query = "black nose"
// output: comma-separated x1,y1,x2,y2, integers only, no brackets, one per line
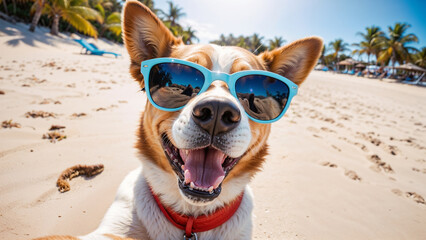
192,97,241,136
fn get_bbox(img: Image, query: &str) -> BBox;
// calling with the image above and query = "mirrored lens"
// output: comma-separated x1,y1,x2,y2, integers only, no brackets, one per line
149,63,205,109
235,75,289,121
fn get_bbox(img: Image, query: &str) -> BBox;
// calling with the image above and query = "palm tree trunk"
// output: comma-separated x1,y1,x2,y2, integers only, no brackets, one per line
2,0,8,15
11,0,15,15
29,0,44,32
99,26,106,37
50,14,60,36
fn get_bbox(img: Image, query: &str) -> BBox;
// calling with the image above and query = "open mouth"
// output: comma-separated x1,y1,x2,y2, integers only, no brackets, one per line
161,134,241,202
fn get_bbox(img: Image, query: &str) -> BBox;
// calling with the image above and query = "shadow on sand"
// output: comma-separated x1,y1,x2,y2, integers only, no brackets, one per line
0,19,73,47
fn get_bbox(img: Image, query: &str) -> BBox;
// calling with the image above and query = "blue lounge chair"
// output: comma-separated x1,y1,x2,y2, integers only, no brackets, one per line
73,39,121,58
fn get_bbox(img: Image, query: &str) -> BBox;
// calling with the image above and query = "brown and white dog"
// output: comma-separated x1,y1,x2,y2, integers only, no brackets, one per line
36,1,322,240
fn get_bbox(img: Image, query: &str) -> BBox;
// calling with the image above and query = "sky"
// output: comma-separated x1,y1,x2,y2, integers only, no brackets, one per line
153,0,426,58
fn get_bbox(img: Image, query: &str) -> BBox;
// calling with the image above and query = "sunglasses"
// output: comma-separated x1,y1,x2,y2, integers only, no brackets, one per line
140,58,298,123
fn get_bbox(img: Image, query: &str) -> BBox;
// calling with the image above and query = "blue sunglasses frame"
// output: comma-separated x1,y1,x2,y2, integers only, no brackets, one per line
141,58,298,124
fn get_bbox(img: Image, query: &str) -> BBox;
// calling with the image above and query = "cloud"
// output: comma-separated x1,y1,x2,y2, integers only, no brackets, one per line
180,18,220,44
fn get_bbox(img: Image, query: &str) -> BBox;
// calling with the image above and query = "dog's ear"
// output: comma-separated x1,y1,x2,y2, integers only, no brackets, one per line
259,37,322,86
122,0,182,84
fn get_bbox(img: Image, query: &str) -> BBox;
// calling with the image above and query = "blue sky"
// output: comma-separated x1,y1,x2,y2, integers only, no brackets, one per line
154,0,425,58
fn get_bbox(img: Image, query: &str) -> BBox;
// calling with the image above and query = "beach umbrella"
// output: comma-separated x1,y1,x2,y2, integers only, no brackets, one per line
355,63,366,68
337,58,359,65
393,63,426,72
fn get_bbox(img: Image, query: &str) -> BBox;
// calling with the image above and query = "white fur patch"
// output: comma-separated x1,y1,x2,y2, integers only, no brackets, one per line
172,44,252,158
83,165,254,240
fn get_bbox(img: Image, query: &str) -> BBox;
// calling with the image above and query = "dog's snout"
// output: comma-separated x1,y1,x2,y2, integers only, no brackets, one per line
192,98,241,136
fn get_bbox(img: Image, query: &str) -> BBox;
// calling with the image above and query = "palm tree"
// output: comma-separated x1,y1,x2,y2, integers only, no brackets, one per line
269,36,285,50
29,0,45,32
101,12,121,37
329,39,349,69
412,47,426,68
378,23,418,68
319,44,329,65
159,1,185,27
181,26,198,44
1,0,9,15
250,33,266,54
93,2,121,37
138,0,154,10
43,0,102,37
352,26,384,64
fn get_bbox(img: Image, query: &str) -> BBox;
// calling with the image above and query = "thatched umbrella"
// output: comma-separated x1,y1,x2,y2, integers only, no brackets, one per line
393,63,426,72
355,63,366,68
337,58,359,66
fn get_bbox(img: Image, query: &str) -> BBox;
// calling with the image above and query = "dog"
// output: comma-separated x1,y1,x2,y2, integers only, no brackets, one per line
36,1,322,239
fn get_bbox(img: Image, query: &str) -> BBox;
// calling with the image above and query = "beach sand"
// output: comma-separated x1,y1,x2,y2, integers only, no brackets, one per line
1,19,425,239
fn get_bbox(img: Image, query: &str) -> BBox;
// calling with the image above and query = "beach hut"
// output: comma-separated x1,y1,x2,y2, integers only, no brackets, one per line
393,63,426,72
393,63,426,83
337,58,359,73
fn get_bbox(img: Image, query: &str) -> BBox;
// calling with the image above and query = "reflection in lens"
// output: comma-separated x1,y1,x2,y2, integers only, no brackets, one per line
235,75,289,121
149,63,205,108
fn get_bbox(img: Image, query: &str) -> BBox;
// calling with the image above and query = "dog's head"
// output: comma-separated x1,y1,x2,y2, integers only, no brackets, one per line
123,1,322,205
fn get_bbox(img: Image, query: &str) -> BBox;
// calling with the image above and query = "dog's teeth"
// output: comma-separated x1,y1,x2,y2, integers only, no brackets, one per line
184,170,191,184
185,150,189,155
208,186,213,193
190,182,195,190
181,165,185,170
213,176,225,189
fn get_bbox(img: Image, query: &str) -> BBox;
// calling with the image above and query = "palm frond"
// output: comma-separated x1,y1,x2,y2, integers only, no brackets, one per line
68,6,102,23
62,9,98,37
106,11,120,24
69,0,86,6
54,0,68,9
105,22,121,36
94,3,104,19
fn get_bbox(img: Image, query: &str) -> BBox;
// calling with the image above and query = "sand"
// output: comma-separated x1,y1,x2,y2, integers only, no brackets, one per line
1,19,426,240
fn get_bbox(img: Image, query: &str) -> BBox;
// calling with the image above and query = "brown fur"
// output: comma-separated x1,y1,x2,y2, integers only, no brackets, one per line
124,0,323,193
122,0,182,86
56,164,104,193
37,2,322,238
259,37,323,86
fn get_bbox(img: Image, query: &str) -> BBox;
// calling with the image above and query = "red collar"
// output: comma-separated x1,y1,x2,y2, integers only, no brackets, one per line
150,187,244,238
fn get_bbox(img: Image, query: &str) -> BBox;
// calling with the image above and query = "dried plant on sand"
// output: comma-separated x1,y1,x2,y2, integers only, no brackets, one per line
57,164,104,193
2,120,21,128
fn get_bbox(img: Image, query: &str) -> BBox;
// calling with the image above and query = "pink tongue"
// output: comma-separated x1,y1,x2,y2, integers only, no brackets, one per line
180,148,226,190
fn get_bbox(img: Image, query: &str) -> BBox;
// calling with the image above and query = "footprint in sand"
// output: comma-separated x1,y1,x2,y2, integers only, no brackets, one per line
321,162,338,168
344,170,361,181
307,127,320,133
39,98,61,105
412,168,426,174
331,145,342,152
357,132,401,155
320,127,335,133
0,90,5,95
321,117,335,124
368,154,394,173
321,162,361,181
71,113,87,118
406,192,425,205
392,189,425,205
